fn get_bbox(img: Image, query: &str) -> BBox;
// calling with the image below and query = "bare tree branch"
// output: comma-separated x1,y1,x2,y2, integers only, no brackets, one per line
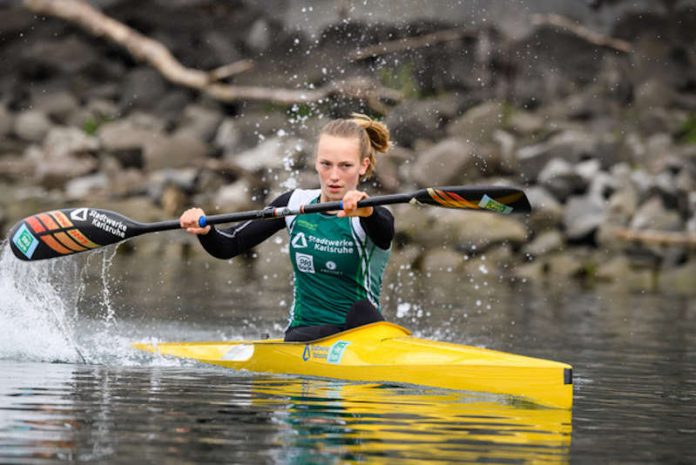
614,228,696,247
23,0,401,108
350,28,476,61
531,14,633,54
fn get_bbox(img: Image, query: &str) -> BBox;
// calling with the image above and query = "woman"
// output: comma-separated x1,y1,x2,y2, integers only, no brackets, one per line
179,114,394,342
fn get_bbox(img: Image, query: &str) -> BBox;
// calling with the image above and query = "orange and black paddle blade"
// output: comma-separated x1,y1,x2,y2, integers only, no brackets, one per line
412,186,531,214
7,207,177,262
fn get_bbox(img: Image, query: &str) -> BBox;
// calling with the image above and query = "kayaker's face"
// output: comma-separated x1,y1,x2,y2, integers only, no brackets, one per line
315,134,369,202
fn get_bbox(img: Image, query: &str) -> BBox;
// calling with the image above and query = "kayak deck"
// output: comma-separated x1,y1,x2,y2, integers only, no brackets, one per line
133,322,573,409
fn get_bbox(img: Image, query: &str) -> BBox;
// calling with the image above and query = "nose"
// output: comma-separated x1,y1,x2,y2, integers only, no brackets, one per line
329,166,340,181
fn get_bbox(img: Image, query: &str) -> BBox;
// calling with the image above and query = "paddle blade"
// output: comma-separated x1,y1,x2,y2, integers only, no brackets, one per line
8,208,144,261
413,186,531,214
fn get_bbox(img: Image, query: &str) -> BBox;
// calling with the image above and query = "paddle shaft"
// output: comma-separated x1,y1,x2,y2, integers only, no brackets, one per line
9,186,530,261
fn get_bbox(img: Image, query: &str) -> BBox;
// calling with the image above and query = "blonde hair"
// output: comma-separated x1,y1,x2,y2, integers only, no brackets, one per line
319,113,392,178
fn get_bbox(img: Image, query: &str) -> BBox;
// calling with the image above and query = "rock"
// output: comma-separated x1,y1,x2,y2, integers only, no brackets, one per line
410,138,492,186
385,97,459,148
595,255,655,291
148,168,199,203
563,194,607,241
98,118,162,153
399,208,528,252
214,178,255,212
13,110,52,142
505,110,545,136
658,260,696,296
0,103,14,138
65,173,109,200
230,137,305,173
24,36,98,75
630,196,683,232
32,127,100,187
420,248,465,273
446,101,504,144
523,230,564,257
144,132,208,171
246,18,271,52
515,130,596,183
214,118,243,154
119,67,169,111
545,253,585,280
537,158,586,201
31,91,80,123
176,104,223,142
492,130,518,174
525,186,564,231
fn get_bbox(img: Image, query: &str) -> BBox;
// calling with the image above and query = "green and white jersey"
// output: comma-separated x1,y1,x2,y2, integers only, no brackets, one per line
285,189,391,328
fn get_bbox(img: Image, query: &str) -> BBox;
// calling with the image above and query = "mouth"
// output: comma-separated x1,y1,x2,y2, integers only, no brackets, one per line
327,184,342,192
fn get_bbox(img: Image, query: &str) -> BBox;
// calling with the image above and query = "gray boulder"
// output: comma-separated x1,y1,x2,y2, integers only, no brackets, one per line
0,103,13,139
31,91,80,124
385,97,459,148
410,138,496,187
31,127,100,187
13,110,52,142
230,137,306,173
144,132,208,171
447,101,504,145
630,196,683,232
526,186,564,231
176,104,223,142
65,173,109,200
563,194,607,241
537,158,586,202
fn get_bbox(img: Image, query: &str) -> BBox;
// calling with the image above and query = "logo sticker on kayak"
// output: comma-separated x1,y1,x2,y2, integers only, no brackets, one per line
221,344,254,362
327,341,350,364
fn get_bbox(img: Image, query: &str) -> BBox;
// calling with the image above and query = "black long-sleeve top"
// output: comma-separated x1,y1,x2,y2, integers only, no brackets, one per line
198,190,394,259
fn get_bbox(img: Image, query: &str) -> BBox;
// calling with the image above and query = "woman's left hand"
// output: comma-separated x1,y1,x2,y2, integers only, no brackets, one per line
337,190,374,218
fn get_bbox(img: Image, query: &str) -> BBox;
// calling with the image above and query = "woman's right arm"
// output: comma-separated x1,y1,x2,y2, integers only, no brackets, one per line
180,191,293,260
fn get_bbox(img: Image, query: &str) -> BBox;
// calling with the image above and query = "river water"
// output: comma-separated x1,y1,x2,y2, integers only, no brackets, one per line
0,242,694,464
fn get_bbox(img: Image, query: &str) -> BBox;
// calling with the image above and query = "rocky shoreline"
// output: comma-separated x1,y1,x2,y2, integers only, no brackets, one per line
0,0,694,295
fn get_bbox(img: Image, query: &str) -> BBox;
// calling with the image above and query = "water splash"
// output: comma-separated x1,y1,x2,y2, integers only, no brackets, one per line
0,242,195,367
0,244,84,363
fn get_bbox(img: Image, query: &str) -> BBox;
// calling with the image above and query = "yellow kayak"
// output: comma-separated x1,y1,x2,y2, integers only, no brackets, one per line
133,321,573,409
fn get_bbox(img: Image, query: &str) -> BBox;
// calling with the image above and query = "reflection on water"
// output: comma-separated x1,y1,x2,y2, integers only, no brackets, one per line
1,242,695,463
0,362,571,465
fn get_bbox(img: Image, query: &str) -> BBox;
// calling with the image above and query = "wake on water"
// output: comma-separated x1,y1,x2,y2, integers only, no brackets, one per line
0,242,196,367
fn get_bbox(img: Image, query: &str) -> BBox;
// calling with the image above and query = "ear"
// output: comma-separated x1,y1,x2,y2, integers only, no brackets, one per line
359,157,370,176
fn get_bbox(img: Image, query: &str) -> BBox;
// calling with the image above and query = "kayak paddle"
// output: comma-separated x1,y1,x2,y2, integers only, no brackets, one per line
7,185,530,262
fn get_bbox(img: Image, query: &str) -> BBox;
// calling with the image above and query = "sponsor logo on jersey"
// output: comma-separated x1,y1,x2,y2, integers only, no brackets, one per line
325,260,337,270
291,232,308,248
295,252,315,273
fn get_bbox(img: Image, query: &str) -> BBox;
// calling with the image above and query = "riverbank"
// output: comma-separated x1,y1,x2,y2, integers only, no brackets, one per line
0,0,694,295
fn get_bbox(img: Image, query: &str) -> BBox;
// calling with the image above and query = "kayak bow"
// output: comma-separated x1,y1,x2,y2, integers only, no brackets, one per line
133,322,573,409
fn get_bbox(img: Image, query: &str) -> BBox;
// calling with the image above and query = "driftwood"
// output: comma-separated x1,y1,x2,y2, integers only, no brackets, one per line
531,14,633,54
614,228,696,248
23,0,401,109
350,27,476,61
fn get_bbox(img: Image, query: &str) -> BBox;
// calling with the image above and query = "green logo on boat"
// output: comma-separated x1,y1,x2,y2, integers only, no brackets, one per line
327,341,350,364
478,195,513,214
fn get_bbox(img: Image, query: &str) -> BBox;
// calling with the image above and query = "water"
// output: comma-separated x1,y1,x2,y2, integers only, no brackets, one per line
0,244,694,464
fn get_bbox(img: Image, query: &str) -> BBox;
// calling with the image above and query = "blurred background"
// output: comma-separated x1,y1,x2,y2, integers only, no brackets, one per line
0,0,694,298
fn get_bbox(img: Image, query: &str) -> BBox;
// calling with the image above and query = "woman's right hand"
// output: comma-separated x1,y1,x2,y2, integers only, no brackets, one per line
179,208,211,235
